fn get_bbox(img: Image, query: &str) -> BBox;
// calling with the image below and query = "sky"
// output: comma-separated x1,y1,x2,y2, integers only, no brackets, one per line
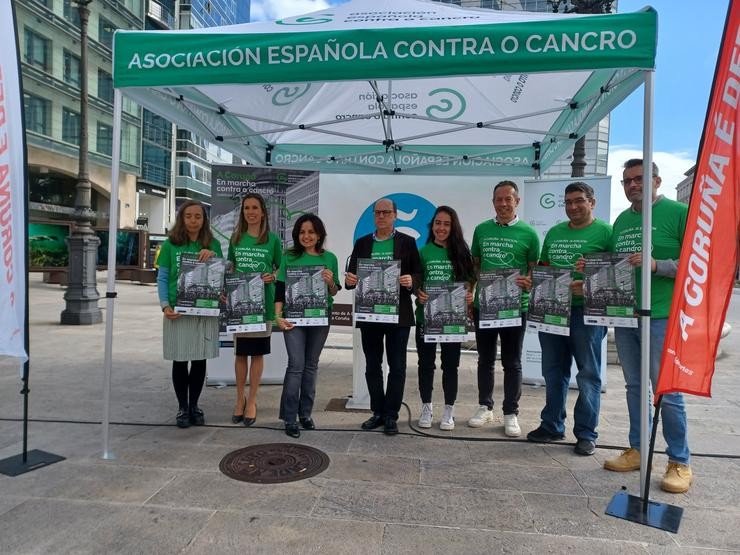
249,0,728,220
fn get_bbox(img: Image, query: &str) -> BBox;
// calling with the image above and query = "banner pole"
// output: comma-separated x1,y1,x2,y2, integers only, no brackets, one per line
642,395,663,507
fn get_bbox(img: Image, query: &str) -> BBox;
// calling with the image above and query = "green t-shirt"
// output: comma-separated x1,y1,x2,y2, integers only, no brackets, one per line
610,197,688,319
371,237,394,261
227,231,283,321
471,219,540,311
540,219,612,306
276,250,341,310
415,242,455,324
158,237,223,307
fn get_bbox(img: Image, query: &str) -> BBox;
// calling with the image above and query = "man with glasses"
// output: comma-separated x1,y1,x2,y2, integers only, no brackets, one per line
468,181,539,436
526,182,611,455
604,158,692,493
345,198,421,435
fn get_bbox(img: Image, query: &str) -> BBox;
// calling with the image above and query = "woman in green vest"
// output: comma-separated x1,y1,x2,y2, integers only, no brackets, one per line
227,193,282,426
157,200,223,428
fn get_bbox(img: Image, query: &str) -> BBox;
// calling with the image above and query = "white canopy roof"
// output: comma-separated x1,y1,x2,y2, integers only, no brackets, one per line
113,0,657,175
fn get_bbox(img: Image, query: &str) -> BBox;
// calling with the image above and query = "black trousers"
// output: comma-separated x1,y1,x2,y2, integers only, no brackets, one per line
360,325,411,421
474,310,526,415
415,325,460,406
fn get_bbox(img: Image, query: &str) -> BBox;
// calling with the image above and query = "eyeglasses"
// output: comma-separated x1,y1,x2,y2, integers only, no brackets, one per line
374,210,394,217
564,197,590,207
621,176,644,186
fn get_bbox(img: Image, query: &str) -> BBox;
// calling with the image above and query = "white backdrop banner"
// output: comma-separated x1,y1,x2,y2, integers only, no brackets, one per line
522,176,612,388
0,2,28,361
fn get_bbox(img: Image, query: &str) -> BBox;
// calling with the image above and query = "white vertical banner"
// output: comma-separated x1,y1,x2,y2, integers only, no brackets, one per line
0,1,28,362
522,176,612,388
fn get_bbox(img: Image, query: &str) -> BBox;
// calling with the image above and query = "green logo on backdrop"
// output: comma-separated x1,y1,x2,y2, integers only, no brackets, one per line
272,84,311,106
276,14,334,25
540,193,556,209
426,88,466,120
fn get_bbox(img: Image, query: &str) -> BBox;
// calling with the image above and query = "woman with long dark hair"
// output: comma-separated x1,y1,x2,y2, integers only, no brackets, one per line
415,206,474,431
227,193,282,426
274,214,340,438
157,200,223,428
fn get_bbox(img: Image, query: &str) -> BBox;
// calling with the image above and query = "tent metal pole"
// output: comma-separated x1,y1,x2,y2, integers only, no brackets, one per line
639,70,655,495
101,88,123,461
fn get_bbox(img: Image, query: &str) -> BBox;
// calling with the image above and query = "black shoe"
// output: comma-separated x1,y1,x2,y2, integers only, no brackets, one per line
285,422,300,438
574,438,596,456
231,414,244,424
383,417,398,436
299,417,315,430
243,416,256,427
176,408,191,428
526,426,565,443
189,406,205,426
361,414,384,430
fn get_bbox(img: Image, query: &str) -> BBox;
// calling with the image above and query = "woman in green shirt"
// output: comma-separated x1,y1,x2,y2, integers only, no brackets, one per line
157,200,223,428
227,193,282,426
275,214,341,438
416,206,474,431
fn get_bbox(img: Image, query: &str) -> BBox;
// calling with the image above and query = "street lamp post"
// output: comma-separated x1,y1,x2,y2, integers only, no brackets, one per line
60,0,102,325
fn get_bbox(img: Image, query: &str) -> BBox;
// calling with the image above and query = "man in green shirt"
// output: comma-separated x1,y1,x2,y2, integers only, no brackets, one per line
604,159,692,494
468,181,539,437
526,182,611,456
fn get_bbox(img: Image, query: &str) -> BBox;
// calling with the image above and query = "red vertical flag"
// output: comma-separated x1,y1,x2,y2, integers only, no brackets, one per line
657,0,740,397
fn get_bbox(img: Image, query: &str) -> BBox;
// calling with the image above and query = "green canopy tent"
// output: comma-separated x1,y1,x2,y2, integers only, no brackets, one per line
104,0,659,505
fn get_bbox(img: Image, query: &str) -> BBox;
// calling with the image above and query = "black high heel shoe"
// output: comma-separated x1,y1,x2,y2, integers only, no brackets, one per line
243,403,257,427
231,398,246,424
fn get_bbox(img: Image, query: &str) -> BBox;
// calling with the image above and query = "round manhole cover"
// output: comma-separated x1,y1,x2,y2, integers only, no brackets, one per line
219,443,330,484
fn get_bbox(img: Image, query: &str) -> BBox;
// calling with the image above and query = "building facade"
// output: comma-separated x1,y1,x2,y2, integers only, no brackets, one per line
17,0,144,229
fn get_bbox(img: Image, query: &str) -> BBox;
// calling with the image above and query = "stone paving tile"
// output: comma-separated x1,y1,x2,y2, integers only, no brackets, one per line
145,471,323,515
381,523,652,554
182,511,384,555
668,506,740,552
523,492,674,546
313,479,534,531
0,460,178,503
81,438,232,471
465,438,565,467
323,453,420,485
0,498,209,554
420,459,585,496
0,495,25,518
207,426,357,455
348,432,472,463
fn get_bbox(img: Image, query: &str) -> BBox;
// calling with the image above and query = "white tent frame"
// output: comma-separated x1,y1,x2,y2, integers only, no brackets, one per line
103,3,659,496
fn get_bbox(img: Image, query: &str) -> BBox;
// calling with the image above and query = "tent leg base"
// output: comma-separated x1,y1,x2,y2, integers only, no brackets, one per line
0,450,65,477
605,491,683,533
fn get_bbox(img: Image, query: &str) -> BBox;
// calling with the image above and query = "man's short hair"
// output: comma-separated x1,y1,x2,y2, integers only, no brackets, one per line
624,158,659,177
493,180,519,196
375,197,397,212
564,181,594,199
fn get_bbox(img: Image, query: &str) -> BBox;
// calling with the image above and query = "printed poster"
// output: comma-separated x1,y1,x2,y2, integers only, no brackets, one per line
527,266,572,336
478,269,522,328
354,258,400,323
583,252,637,328
175,254,226,316
285,265,329,326
224,272,266,333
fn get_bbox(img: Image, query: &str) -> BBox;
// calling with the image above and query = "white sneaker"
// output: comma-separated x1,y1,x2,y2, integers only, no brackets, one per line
440,405,455,431
467,405,494,428
418,403,433,428
504,413,521,437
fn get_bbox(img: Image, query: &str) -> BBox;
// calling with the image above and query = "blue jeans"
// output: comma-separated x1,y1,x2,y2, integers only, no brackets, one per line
615,318,690,464
537,306,605,442
360,324,411,421
279,325,330,423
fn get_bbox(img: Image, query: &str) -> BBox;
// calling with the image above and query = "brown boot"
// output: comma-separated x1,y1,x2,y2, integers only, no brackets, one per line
661,462,693,493
604,448,640,472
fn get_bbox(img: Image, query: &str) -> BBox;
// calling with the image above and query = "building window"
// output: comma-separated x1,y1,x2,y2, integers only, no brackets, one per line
99,17,116,50
96,122,113,156
98,69,113,103
63,0,80,27
62,108,80,145
24,29,51,72
24,94,50,135
63,50,81,88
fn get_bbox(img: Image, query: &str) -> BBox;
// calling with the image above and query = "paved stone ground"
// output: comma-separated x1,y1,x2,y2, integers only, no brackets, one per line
0,274,739,554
